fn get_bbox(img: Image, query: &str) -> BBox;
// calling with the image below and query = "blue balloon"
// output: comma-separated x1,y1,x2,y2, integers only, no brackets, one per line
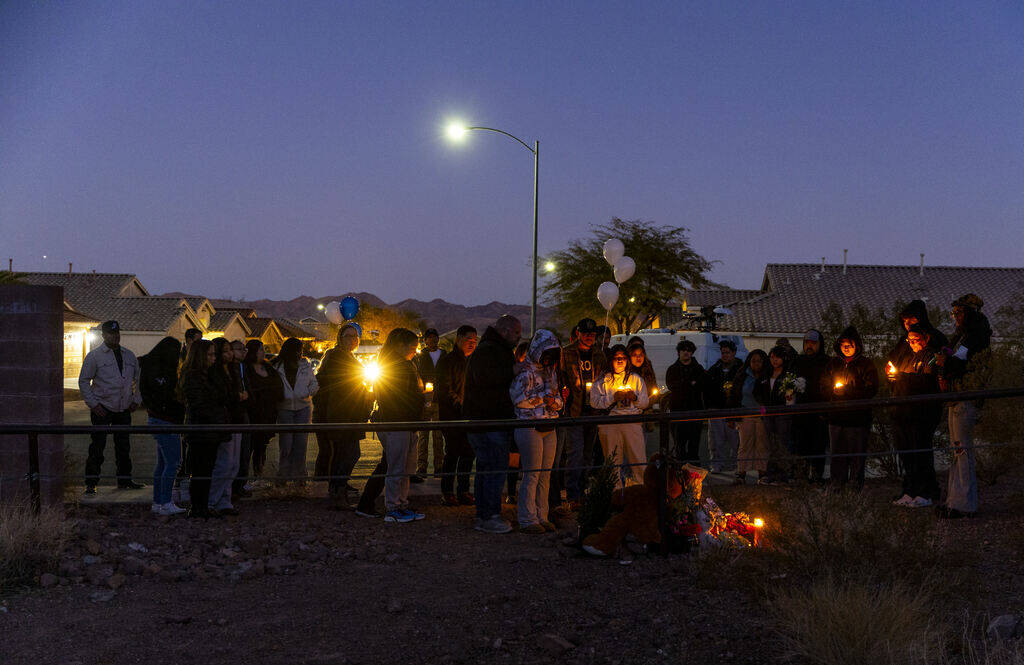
340,296,360,321
346,322,363,339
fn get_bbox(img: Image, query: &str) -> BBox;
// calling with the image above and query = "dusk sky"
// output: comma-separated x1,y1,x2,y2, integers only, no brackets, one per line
3,1,1023,306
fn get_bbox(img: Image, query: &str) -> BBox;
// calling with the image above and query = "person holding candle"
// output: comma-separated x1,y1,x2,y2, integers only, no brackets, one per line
413,328,446,483
704,340,744,473
756,346,795,485
591,345,650,488
436,325,478,507
627,339,660,455
730,350,770,485
560,318,608,509
822,326,878,489
665,339,707,465
510,329,563,533
887,324,943,508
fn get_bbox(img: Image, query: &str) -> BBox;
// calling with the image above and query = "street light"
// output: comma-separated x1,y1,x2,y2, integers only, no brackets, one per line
446,120,540,335
544,261,556,273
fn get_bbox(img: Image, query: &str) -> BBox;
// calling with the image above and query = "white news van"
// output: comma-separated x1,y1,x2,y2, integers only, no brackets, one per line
608,329,749,391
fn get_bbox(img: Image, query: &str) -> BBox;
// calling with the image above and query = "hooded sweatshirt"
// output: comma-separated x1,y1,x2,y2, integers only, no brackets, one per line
822,326,879,427
792,329,830,403
509,330,564,421
590,362,650,415
888,300,949,369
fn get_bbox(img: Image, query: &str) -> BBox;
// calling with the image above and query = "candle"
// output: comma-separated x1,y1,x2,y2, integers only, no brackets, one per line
650,388,659,396
834,381,844,390
886,361,897,378
585,382,593,390
752,518,764,546
424,382,434,393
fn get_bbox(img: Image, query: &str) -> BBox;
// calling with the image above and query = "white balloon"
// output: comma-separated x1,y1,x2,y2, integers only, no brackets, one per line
324,301,342,324
597,281,619,311
613,256,636,284
602,238,625,266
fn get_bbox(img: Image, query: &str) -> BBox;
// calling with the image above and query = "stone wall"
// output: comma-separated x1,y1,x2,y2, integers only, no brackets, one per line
0,285,63,506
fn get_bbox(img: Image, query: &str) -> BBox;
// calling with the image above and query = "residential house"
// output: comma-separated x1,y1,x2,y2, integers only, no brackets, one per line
62,301,99,379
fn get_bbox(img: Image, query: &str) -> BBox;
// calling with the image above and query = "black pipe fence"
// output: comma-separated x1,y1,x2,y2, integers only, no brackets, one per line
4,387,1024,545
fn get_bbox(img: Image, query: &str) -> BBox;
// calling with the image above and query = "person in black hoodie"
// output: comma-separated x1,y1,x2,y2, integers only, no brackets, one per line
356,328,425,523
178,340,229,519
887,324,942,508
436,325,478,506
314,324,373,510
891,300,949,360
140,336,185,516
791,329,830,483
935,295,992,518
822,326,878,489
463,314,522,534
664,339,706,464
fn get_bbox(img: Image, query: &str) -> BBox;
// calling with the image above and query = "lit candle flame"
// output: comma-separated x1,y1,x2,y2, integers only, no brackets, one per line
424,382,434,393
753,518,764,528
886,361,896,375
834,381,844,390
651,388,659,396
585,382,593,389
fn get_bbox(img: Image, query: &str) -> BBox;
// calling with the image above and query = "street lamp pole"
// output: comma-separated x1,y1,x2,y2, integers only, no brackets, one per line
454,125,540,335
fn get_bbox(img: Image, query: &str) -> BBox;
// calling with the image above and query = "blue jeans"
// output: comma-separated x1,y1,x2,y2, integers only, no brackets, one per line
468,430,510,520
150,416,181,505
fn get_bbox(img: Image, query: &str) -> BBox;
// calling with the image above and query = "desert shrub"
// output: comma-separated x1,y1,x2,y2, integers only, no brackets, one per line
0,501,74,592
769,576,945,665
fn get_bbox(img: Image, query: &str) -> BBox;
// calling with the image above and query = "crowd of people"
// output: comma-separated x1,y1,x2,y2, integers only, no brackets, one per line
76,291,993,529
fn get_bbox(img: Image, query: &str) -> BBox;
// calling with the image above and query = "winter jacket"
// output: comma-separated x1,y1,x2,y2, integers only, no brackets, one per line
414,348,446,388
210,363,248,424
79,343,141,412
888,339,942,424
139,355,184,423
510,330,564,421
732,367,765,409
665,359,706,412
889,300,949,364
313,347,372,423
462,326,516,420
373,357,424,423
822,326,879,427
704,357,744,409
245,362,284,425
590,369,649,416
180,368,230,446
791,330,830,404
940,308,992,391
560,341,609,417
435,347,469,421
274,359,319,411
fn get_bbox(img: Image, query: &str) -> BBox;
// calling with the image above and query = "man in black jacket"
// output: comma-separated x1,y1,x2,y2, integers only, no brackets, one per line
314,324,372,510
436,325,478,506
791,329,830,483
704,340,743,472
559,318,607,507
463,315,521,534
665,339,706,464
413,328,446,481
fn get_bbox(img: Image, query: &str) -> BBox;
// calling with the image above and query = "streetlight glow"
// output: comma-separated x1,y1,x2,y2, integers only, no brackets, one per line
316,303,325,311
446,122,468,141
544,261,556,273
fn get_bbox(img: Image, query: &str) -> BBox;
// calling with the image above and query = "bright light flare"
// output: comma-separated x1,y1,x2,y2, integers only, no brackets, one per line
424,382,434,393
834,382,844,390
446,122,468,141
753,518,764,528
363,362,381,383
886,361,897,376
544,261,556,273
316,304,325,311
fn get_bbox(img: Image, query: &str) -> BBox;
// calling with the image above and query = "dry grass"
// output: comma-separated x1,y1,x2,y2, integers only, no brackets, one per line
0,501,75,593
769,576,945,665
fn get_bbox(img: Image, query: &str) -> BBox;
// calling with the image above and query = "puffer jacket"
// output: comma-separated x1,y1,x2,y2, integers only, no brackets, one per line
510,330,564,420
275,359,319,411
822,326,879,427
590,369,649,416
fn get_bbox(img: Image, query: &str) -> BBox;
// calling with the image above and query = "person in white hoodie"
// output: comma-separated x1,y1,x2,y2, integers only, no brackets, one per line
509,330,564,534
272,338,318,484
590,344,649,489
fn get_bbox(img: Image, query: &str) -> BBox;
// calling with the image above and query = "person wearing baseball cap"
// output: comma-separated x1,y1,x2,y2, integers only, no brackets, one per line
791,329,830,483
79,320,144,494
558,317,608,510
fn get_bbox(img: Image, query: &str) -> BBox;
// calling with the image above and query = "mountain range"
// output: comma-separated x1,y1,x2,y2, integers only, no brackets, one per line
162,292,559,334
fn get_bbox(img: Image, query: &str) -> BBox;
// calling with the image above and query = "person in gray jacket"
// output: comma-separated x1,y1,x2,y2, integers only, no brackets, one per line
79,320,143,493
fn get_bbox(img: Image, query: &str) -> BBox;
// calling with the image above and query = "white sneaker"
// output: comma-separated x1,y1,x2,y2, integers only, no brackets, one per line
160,503,186,516
151,503,162,514
908,496,933,508
893,494,913,506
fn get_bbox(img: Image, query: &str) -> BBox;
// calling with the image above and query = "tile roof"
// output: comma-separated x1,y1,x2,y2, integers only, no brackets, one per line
208,311,252,336
247,318,281,338
675,263,1024,334
274,318,317,339
94,298,201,332
20,272,147,318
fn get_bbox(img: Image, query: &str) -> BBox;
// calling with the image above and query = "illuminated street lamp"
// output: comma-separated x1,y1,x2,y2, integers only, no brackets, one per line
446,120,540,334
544,261,556,273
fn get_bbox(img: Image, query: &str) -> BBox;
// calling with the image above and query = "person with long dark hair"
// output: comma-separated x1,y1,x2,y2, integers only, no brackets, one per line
272,337,318,484
207,337,247,515
627,339,660,457
731,349,769,485
242,340,283,485
355,328,425,523
178,339,228,519
139,336,185,516
822,327,878,490
757,346,795,484
314,324,372,510
591,344,649,489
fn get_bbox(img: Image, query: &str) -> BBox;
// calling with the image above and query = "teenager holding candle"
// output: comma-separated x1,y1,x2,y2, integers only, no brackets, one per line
591,344,649,488
822,326,878,489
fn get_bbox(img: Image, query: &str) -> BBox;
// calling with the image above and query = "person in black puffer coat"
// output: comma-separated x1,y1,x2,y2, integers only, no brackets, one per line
821,326,878,489
177,339,230,519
